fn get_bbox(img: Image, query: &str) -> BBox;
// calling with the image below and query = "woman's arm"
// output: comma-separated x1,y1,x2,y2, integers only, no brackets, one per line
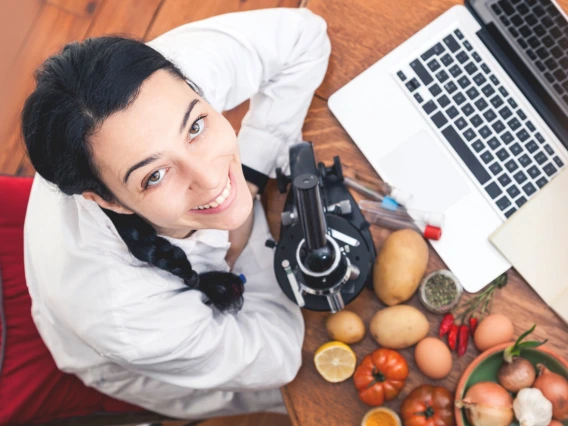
147,7,332,178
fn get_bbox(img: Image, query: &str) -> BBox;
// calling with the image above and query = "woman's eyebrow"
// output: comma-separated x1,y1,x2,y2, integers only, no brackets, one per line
123,154,161,185
179,98,199,135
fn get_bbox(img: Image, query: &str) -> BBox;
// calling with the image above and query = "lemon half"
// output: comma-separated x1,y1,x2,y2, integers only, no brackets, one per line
313,341,357,383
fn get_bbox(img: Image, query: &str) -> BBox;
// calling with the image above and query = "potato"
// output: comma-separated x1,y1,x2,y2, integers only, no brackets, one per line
325,310,365,344
369,305,429,349
373,229,429,306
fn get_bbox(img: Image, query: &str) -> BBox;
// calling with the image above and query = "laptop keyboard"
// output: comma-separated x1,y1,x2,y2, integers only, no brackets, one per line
490,0,568,108
396,29,565,219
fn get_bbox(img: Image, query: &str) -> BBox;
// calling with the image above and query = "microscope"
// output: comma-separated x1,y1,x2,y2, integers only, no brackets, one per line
266,142,376,312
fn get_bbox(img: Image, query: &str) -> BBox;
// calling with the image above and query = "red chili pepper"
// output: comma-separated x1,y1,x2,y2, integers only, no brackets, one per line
469,316,478,335
448,324,459,351
439,313,455,338
458,325,470,356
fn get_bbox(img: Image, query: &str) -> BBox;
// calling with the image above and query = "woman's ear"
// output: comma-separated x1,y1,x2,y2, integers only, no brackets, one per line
82,191,135,215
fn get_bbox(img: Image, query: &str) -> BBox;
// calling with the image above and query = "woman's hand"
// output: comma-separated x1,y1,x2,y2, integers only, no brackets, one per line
225,181,258,269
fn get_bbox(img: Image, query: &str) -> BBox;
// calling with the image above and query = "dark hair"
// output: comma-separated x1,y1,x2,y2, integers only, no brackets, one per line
21,36,243,313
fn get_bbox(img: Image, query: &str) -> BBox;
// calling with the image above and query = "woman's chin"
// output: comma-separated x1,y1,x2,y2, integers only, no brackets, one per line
224,194,253,230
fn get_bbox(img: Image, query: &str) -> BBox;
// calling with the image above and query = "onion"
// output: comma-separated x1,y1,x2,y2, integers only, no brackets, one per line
533,363,568,421
497,356,536,392
456,382,514,426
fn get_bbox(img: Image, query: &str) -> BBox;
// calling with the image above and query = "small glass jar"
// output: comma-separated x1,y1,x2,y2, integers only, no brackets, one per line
419,269,463,314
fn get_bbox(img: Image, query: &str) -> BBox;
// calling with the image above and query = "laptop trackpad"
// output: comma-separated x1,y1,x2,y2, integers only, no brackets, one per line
377,129,471,212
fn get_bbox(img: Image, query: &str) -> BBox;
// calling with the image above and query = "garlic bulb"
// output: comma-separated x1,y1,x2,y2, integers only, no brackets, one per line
513,388,553,426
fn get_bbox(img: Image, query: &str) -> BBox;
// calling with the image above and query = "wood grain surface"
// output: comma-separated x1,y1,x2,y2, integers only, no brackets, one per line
276,0,568,422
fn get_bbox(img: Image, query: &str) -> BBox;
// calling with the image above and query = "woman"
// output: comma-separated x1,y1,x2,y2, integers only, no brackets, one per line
21,7,330,420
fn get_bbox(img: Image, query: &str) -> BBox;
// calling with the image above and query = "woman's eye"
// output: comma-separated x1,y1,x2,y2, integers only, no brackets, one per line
145,168,166,188
189,116,205,139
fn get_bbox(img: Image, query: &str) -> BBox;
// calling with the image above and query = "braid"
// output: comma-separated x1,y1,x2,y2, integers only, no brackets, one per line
103,210,244,313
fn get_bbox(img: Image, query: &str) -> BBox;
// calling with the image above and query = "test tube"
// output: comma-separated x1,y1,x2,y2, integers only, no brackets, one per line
359,199,445,228
344,177,413,207
359,202,442,240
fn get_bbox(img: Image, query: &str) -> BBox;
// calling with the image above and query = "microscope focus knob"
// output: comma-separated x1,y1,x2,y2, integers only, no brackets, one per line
265,239,277,249
317,156,344,182
281,211,296,227
328,199,352,215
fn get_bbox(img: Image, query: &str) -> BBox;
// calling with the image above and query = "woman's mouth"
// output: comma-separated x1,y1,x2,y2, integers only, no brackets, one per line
190,169,237,215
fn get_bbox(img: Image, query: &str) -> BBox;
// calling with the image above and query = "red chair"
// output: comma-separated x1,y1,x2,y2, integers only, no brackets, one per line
0,175,175,426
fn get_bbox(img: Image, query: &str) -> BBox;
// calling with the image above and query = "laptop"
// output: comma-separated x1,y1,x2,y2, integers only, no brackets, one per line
329,0,568,293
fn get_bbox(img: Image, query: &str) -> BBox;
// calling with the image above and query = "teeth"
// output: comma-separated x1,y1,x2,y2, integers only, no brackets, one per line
192,176,232,210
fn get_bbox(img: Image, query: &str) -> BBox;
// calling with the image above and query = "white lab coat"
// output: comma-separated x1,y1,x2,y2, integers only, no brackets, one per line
23,8,330,420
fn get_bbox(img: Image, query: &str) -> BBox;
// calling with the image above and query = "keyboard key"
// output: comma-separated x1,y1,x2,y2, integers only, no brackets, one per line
481,63,491,74
463,41,473,51
553,83,564,94
504,208,517,218
438,95,451,108
464,128,477,141
533,25,545,38
527,35,541,48
536,176,548,188
551,46,563,59
527,165,541,178
507,185,521,198
498,173,512,187
545,58,558,71
436,70,449,83
440,53,454,66
498,0,514,14
517,3,529,15
508,118,521,131
526,140,538,153
443,34,461,52
509,27,519,37
490,75,500,86
501,131,514,144
465,62,478,74
507,98,518,108
518,38,528,49
534,5,545,16
423,100,437,114
457,76,471,88
475,98,489,111
499,106,513,120
397,71,407,81
511,14,523,26
446,106,459,118
472,140,485,152
510,143,523,156
482,84,496,97
535,151,547,165
516,196,527,208
553,68,567,81
441,126,491,185
517,110,527,120
485,182,503,198
455,117,467,130
449,64,463,78
491,95,504,108
489,162,504,175
536,132,545,143
454,29,464,39
426,59,441,72
543,162,558,176
453,93,467,105
456,51,469,63
542,35,554,48
496,195,512,211
412,60,435,85
518,154,531,167
414,93,424,103
483,109,497,122
472,52,482,62
421,42,445,61
544,72,554,83
498,87,509,97
505,159,519,172
526,121,536,132
513,170,528,184
493,120,506,133
461,103,475,116
479,125,492,139
519,25,532,37
554,156,564,167
536,47,549,59
544,144,554,156
444,81,458,94
466,87,480,100
431,111,448,128
406,78,420,92
487,137,501,151
496,148,510,161
429,83,442,96
473,73,487,86
522,182,537,196
525,13,538,26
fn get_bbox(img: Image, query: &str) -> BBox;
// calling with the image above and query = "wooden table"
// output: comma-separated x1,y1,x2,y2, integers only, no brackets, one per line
266,0,568,424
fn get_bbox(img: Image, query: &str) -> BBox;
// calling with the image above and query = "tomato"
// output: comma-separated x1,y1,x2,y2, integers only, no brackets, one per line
353,348,409,406
400,385,454,426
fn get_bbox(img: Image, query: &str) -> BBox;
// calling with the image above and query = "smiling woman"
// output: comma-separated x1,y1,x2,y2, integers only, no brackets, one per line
20,7,331,421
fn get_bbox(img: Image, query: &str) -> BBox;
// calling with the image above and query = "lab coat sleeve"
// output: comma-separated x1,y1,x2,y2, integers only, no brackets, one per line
95,202,304,392
146,7,331,177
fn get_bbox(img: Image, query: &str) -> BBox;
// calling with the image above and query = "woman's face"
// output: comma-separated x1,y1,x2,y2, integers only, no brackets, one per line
86,69,253,238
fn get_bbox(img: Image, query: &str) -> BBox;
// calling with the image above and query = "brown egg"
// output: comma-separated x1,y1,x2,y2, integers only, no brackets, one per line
414,337,452,379
474,314,514,352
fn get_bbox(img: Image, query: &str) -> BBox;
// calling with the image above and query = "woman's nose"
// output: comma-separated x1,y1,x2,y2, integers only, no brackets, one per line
187,161,226,191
